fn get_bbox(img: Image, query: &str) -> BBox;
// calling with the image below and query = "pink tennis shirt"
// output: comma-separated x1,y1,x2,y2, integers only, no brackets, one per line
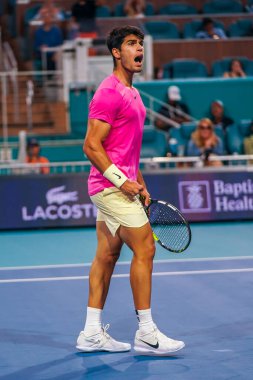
87,74,146,196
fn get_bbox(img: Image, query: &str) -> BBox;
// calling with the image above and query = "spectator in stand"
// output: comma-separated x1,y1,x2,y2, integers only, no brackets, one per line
69,0,98,37
243,121,253,162
155,86,191,132
210,100,234,132
124,0,146,18
196,17,227,40
34,11,63,72
34,0,65,21
223,59,246,78
186,118,224,166
26,138,50,174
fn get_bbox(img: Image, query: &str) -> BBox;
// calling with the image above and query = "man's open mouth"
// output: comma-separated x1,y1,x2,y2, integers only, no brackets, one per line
134,54,144,63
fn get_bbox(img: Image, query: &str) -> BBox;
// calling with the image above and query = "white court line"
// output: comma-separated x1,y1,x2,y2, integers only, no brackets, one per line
1,256,253,271
1,267,253,284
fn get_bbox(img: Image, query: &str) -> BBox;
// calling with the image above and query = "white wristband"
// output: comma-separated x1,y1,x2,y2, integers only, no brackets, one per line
103,164,128,188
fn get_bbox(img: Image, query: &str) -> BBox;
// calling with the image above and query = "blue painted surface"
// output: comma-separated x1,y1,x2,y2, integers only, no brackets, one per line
0,223,253,379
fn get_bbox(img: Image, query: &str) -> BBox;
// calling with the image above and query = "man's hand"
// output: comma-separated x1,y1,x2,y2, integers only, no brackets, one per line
120,180,143,197
139,188,151,207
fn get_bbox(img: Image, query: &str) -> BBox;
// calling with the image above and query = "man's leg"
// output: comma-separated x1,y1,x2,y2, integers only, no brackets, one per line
117,222,155,310
88,220,123,309
76,221,131,352
118,222,185,354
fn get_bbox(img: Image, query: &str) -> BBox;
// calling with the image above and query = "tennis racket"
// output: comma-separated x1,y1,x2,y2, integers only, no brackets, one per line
145,199,191,253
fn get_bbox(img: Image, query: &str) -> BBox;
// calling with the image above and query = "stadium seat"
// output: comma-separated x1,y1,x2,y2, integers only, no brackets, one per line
169,59,208,79
162,63,172,79
238,119,252,137
183,19,226,39
211,57,253,77
168,127,187,156
181,122,198,141
226,124,244,154
96,5,111,17
144,21,179,40
203,0,244,14
141,127,168,158
159,3,197,15
228,19,253,37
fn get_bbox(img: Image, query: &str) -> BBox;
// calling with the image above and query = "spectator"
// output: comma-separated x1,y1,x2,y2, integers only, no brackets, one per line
223,59,246,78
26,138,50,174
244,121,253,162
124,0,145,18
196,17,227,40
34,11,63,72
210,100,234,132
186,118,224,166
34,0,65,21
155,86,191,132
70,0,97,35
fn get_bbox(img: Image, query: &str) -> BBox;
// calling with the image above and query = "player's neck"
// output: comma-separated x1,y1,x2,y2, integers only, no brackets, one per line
113,67,134,88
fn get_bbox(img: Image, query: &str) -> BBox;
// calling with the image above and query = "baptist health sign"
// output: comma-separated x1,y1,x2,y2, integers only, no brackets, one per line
178,177,253,218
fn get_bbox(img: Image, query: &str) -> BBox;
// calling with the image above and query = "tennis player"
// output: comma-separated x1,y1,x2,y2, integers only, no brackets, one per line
76,26,185,355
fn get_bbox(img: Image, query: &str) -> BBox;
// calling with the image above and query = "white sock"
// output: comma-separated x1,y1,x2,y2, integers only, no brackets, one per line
136,308,154,334
84,307,102,335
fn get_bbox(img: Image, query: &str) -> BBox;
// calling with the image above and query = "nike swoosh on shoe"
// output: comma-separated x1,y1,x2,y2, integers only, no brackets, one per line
139,339,159,349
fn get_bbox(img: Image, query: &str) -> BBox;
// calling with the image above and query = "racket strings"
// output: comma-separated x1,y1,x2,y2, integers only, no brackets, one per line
149,203,190,252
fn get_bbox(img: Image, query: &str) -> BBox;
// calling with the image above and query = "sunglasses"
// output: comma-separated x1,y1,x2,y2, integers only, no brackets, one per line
199,125,212,130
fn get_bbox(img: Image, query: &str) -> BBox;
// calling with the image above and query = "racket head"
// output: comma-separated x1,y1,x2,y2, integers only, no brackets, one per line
146,199,191,253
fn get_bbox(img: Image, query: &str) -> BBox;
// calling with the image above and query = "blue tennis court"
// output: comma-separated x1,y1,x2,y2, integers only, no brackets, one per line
0,222,253,380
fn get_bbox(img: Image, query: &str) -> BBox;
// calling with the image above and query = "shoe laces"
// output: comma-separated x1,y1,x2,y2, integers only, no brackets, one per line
101,324,110,339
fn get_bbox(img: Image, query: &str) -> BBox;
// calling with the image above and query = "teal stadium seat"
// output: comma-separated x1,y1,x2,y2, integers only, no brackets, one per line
183,19,225,39
168,124,203,157
212,57,253,77
144,21,179,40
226,124,244,154
114,3,125,16
141,127,168,158
96,5,111,17
203,0,244,14
238,119,252,137
170,59,208,79
159,3,197,15
228,19,253,37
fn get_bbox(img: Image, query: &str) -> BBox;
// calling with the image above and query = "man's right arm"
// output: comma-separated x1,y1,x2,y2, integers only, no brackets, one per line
84,119,143,196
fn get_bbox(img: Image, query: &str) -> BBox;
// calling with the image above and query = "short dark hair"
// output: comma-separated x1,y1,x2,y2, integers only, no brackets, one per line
106,26,144,66
202,17,214,28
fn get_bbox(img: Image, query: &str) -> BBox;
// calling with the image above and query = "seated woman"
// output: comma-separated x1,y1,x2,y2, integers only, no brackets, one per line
124,0,146,18
223,59,246,78
186,118,224,166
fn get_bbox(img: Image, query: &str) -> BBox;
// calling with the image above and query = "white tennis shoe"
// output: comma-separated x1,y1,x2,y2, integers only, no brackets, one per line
76,324,131,353
134,324,185,355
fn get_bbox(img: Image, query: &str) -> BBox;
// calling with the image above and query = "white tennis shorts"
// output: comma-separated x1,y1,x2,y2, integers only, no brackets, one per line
90,187,149,236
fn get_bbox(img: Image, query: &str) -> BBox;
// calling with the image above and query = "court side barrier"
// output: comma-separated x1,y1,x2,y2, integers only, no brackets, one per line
0,160,253,229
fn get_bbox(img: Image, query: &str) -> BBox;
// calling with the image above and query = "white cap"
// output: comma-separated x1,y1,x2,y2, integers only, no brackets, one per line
168,85,181,101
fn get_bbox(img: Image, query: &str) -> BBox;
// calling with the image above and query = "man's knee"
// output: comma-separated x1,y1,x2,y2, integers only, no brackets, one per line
96,250,120,266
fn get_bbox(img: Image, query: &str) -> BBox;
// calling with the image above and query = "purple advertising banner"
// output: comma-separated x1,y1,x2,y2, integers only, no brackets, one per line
0,170,252,229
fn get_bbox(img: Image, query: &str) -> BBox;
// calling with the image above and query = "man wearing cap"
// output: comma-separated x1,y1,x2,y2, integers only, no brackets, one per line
155,85,191,132
210,100,234,132
26,138,50,174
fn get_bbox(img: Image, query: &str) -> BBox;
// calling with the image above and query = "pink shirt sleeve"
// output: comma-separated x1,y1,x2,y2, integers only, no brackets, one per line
89,88,122,126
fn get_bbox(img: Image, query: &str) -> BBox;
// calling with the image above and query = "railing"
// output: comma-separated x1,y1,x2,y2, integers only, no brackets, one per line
0,155,253,175
138,88,196,128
